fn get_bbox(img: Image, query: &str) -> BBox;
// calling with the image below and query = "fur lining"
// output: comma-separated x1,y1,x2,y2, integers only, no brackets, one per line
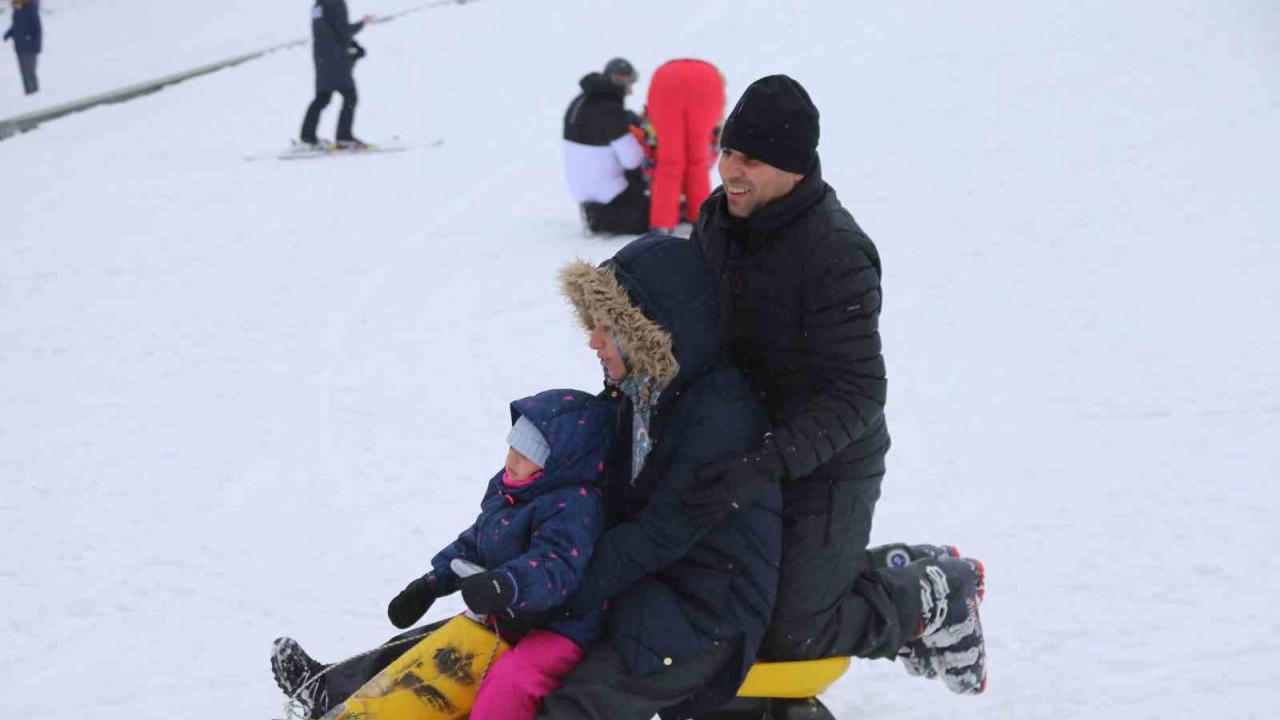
559,260,680,383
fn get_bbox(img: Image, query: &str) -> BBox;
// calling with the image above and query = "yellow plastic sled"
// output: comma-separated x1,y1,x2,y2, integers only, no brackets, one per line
737,656,850,698
319,616,848,719
321,615,510,720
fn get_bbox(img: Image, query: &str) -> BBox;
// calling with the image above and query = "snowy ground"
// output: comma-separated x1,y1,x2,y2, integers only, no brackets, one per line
2,1,1278,719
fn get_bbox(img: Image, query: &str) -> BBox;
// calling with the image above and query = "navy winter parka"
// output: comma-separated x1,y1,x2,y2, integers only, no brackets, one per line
567,236,782,718
4,1,41,55
311,0,364,91
420,389,612,649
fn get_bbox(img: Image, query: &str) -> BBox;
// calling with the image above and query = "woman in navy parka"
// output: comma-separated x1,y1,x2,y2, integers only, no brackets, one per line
543,234,782,720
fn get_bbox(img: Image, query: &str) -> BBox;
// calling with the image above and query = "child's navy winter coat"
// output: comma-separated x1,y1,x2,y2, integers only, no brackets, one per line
420,389,612,649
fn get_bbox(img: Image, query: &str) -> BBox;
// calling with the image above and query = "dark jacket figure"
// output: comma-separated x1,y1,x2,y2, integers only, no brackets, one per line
300,0,367,145
696,160,891,490
689,75,987,697
694,159,903,660
413,390,611,649
546,235,781,720
312,0,363,91
3,0,41,95
562,61,649,235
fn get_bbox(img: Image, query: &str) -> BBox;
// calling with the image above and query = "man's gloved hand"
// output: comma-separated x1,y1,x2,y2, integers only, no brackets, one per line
387,575,439,629
681,440,785,524
459,571,517,616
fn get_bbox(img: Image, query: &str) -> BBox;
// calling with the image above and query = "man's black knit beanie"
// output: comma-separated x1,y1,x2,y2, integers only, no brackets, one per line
719,75,820,174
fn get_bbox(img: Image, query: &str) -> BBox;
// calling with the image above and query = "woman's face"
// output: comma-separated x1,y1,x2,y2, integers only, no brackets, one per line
588,323,628,380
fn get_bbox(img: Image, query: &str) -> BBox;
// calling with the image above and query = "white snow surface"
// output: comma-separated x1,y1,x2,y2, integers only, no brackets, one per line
2,1,1279,718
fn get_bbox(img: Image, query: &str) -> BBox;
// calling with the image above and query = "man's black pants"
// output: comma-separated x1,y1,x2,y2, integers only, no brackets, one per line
301,86,358,143
582,174,650,235
760,475,911,661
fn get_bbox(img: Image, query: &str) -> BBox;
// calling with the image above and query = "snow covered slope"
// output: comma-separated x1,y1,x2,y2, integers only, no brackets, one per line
0,0,420,113
2,1,1277,719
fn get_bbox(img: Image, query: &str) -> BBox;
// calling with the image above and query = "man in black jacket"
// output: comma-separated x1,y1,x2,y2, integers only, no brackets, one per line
562,58,649,235
299,0,371,148
685,75,988,696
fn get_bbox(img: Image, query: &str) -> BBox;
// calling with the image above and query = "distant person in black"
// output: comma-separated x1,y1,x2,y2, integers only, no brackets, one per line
300,0,371,149
562,58,649,235
3,0,41,95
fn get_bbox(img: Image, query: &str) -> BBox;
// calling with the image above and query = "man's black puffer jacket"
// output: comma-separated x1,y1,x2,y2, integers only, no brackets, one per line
693,159,891,486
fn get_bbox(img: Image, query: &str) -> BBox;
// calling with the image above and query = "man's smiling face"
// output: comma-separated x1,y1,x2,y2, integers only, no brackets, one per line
717,148,805,218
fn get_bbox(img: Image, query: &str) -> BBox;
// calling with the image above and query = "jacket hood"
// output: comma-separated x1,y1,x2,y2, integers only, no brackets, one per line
560,234,719,389
579,72,626,102
488,388,612,500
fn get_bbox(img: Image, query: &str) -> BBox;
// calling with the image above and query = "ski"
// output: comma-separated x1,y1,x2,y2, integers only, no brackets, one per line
245,137,441,162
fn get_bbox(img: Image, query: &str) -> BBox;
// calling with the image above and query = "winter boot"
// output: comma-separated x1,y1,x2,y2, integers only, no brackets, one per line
271,637,330,718
891,556,986,695
334,137,369,150
867,542,960,570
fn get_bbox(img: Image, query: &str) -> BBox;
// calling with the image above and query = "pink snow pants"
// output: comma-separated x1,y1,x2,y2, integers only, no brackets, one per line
470,629,585,720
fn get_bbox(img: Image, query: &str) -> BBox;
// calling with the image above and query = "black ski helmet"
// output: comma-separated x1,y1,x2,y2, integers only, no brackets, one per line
603,57,637,83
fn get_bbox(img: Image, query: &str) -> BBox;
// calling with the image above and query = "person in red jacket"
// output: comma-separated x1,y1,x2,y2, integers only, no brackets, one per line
644,60,725,231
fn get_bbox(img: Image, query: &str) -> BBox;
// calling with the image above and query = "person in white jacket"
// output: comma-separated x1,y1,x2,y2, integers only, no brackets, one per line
562,58,649,235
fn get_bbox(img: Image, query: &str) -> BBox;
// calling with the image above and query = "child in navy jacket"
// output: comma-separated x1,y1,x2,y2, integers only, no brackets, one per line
272,388,613,720
387,389,611,719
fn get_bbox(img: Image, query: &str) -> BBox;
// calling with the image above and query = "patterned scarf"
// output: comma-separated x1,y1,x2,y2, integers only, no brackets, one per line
610,373,664,484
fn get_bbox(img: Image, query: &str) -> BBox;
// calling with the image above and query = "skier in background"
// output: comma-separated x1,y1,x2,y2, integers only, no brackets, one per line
3,0,41,95
644,59,725,232
562,58,650,235
299,0,372,149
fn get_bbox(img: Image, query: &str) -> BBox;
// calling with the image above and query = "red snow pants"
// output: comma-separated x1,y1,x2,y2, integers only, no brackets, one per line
645,59,725,229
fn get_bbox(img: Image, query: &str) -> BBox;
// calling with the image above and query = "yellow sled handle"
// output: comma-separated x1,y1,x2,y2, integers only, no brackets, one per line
737,656,851,699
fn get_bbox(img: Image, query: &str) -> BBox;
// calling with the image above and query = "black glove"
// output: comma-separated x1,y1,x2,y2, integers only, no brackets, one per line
681,442,785,524
348,40,366,63
387,576,438,629
459,571,517,616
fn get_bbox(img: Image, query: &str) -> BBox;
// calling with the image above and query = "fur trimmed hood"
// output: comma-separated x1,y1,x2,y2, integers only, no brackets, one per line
559,234,720,388
560,260,680,383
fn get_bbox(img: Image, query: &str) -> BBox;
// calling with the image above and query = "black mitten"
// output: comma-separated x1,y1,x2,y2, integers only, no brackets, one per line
387,576,438,629
459,571,517,616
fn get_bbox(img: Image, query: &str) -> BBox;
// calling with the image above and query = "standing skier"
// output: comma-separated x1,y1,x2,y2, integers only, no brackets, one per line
3,0,41,95
299,0,372,149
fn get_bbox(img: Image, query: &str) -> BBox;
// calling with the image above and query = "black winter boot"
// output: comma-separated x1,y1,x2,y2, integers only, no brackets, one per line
271,637,331,718
866,542,960,570
888,556,987,695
